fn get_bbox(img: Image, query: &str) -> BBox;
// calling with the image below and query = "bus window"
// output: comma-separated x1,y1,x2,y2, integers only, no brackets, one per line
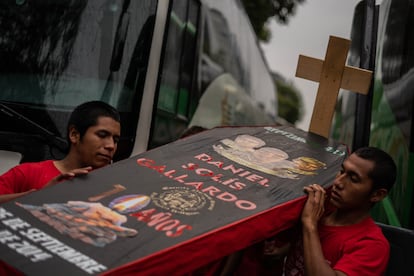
370,0,414,227
187,1,277,129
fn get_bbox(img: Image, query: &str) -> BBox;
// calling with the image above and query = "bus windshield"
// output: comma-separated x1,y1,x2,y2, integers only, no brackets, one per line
0,0,157,161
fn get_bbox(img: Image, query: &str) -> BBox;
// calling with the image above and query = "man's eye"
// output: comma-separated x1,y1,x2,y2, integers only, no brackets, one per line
350,176,359,183
97,132,107,138
113,137,120,144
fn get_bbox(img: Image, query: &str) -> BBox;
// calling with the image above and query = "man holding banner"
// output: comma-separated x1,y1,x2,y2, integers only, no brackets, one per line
282,147,396,276
0,101,121,204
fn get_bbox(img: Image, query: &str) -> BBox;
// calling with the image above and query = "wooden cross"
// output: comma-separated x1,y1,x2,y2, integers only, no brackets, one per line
295,35,373,138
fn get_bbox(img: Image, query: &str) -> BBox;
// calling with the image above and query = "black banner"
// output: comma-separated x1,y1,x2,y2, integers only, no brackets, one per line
0,126,347,275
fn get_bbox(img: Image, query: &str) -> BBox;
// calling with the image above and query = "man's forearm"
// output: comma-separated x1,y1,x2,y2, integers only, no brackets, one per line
0,190,34,204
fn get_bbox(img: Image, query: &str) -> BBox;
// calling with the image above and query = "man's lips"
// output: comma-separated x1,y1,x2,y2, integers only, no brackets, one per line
97,153,112,161
331,190,341,200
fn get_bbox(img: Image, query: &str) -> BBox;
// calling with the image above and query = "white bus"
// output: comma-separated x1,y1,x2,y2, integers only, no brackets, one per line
0,0,277,172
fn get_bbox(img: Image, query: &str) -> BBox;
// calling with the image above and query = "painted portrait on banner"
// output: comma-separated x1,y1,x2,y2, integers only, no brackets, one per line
213,134,326,179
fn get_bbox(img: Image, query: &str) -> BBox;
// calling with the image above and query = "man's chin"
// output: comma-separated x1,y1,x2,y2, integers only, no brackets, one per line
93,160,111,169
329,197,341,208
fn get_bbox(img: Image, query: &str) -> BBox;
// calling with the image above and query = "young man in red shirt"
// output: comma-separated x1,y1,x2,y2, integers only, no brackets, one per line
283,147,396,276
0,101,121,203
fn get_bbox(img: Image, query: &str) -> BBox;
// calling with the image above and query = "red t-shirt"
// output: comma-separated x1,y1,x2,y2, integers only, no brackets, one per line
284,216,390,276
0,160,61,194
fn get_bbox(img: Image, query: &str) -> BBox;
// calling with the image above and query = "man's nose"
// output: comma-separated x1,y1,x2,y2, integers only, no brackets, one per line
334,173,346,188
104,137,116,150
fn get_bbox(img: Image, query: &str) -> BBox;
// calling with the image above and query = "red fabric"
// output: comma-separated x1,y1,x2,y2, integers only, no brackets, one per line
230,242,285,276
210,226,296,276
0,160,61,194
102,196,306,276
0,260,24,275
284,216,390,276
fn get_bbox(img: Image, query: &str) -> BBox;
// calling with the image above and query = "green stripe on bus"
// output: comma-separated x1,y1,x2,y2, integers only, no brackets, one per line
382,196,401,227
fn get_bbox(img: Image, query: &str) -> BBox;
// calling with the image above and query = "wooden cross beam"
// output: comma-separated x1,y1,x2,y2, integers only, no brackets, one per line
295,35,373,138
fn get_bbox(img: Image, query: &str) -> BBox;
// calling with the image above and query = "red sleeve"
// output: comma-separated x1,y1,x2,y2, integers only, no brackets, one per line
334,236,390,276
0,161,60,195
0,166,26,194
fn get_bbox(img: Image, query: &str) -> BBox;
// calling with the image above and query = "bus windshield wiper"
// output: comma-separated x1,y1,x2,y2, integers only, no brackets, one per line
0,103,68,152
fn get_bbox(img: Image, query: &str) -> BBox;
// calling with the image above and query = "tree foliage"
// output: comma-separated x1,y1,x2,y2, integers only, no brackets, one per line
241,0,305,42
274,77,303,125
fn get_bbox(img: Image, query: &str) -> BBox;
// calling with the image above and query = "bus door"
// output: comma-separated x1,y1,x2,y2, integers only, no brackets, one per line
147,0,201,150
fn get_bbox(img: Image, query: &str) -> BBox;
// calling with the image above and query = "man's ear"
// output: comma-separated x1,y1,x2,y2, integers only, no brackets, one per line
370,188,388,203
68,126,80,144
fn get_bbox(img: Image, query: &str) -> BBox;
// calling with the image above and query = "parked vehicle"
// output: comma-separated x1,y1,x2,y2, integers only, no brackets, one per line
332,0,414,228
0,0,278,173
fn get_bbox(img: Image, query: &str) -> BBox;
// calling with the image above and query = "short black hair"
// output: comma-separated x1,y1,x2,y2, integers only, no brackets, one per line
66,101,120,145
354,147,397,191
